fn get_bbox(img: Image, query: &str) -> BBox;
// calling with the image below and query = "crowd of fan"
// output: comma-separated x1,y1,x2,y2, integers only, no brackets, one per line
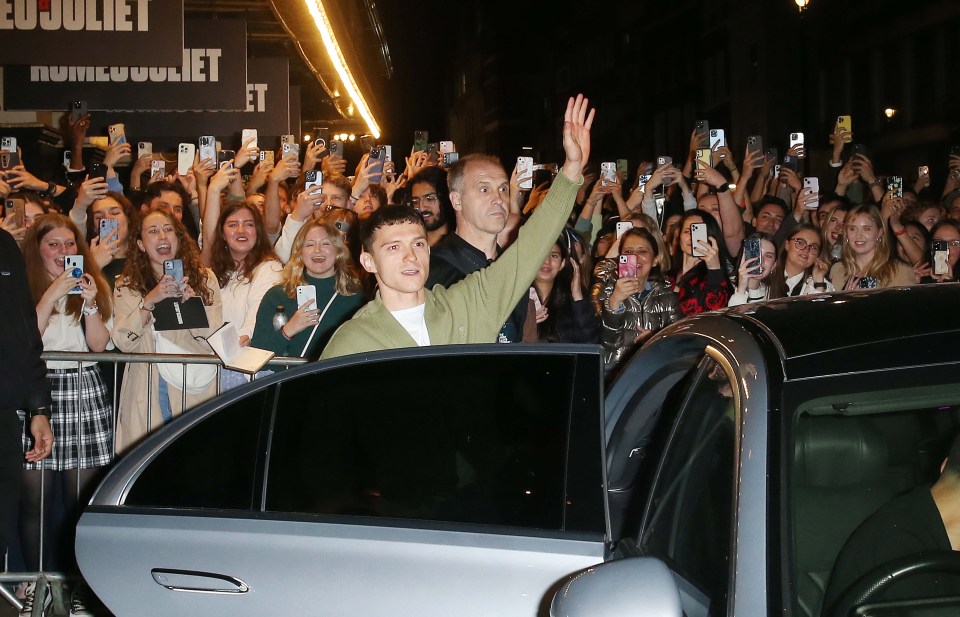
2,101,960,605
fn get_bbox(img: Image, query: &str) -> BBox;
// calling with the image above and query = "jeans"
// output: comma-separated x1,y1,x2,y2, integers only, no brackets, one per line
158,377,173,424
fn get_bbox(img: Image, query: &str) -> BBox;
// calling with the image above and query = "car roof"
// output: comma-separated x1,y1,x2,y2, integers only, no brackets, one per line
724,284,960,379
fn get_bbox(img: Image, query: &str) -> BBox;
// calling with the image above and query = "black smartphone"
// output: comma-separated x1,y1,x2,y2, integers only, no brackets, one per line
0,151,19,170
90,162,107,179
329,141,343,159
218,150,236,169
782,155,799,173
765,147,778,164
70,100,87,122
852,144,867,157
426,143,439,164
743,236,762,275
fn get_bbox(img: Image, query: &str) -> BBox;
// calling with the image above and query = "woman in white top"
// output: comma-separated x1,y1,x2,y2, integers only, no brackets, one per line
20,213,113,570
767,225,835,299
728,234,779,306
201,163,282,389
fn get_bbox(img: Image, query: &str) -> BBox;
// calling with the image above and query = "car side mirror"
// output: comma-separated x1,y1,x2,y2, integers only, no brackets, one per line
550,557,682,617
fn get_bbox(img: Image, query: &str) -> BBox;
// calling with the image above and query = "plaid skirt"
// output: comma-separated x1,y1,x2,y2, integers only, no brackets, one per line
21,365,114,471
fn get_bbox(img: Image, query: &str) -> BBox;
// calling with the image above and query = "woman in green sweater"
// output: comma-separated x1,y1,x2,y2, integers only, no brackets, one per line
252,217,365,359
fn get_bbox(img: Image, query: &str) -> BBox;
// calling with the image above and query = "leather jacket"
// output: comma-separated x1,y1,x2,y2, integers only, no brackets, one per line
591,258,680,368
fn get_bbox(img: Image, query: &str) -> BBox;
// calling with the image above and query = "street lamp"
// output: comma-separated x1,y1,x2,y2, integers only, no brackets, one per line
795,0,809,12
884,108,897,119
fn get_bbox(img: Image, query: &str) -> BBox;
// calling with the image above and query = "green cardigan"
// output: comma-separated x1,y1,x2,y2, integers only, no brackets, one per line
320,172,581,359
251,274,365,359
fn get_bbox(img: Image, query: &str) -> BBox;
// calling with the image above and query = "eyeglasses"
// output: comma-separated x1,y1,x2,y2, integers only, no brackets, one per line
411,193,439,208
791,237,820,254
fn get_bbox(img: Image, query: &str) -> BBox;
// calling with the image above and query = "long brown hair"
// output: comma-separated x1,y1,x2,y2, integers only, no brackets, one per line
839,204,899,286
281,218,362,298
118,207,213,304
210,203,279,288
23,213,112,321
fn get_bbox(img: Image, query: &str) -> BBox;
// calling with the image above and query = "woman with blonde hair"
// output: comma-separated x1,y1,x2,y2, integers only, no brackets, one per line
829,204,914,290
251,217,366,358
19,213,113,574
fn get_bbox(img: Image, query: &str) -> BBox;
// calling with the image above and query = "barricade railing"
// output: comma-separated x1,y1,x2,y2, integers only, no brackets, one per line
2,350,309,613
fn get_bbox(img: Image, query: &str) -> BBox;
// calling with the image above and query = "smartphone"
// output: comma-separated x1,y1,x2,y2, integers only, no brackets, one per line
99,218,119,244
695,119,709,135
439,140,454,154
313,129,329,150
413,130,429,152
772,164,781,179
108,123,131,166
151,159,166,177
836,115,852,142
304,170,322,191
600,161,617,186
888,175,903,199
618,254,638,279
782,155,799,172
259,150,275,165
789,132,804,149
516,156,534,190
690,222,708,258
64,255,84,295
803,177,820,209
638,174,652,189
368,146,385,182
442,152,459,167
616,159,629,182
90,162,108,179
695,148,713,169
765,147,778,164
932,240,950,276
0,137,16,153
163,259,184,284
241,128,258,150
383,145,393,162
282,143,300,159
747,136,763,157
709,128,726,150
858,276,878,289
383,160,396,180
329,141,343,159
528,287,543,312
426,143,439,164
743,236,762,275
852,143,867,158
4,198,25,228
217,152,234,171
280,134,296,147
198,136,216,163
177,143,196,176
137,141,152,160
70,100,87,122
296,284,317,309
919,165,930,182
62,150,72,168
616,221,634,240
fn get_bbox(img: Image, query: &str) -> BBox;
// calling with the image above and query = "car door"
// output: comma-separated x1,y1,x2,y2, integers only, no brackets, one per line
77,345,608,617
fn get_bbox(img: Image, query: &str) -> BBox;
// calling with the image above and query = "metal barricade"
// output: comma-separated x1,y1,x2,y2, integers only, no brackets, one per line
2,350,308,614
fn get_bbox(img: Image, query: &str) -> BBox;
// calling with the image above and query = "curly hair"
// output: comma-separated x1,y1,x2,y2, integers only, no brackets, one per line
118,207,213,304
209,203,279,288
281,217,362,298
23,213,112,321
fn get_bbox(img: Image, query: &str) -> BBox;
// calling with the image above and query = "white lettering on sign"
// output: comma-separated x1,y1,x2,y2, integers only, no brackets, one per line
0,0,152,32
246,83,267,112
29,49,223,83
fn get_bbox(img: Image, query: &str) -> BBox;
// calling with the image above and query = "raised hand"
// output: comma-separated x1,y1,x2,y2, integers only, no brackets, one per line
560,94,596,181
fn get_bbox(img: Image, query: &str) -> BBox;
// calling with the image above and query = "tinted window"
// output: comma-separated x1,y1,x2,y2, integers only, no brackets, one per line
640,356,736,616
125,389,270,510
265,353,604,532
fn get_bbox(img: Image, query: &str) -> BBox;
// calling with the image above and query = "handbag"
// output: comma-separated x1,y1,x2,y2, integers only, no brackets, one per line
154,332,218,394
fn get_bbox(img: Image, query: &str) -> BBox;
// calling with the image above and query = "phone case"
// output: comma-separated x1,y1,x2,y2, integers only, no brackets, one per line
439,141,454,154
296,285,317,309
618,254,638,279
933,242,949,276
616,222,633,239
695,149,712,169
1,137,16,152
600,162,617,185
177,143,196,176
517,157,533,190
743,237,762,274
281,135,295,146
329,142,343,158
163,259,184,283
304,170,322,190
691,223,708,257
199,136,216,163
137,142,152,159
413,131,428,152
65,256,84,294
99,218,119,243
151,160,166,176
747,136,763,156
709,129,725,150
241,129,258,150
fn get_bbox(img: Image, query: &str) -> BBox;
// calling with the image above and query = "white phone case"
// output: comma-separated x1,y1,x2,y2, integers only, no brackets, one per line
691,223,708,257
296,285,317,309
517,156,533,190
241,129,258,150
177,143,196,176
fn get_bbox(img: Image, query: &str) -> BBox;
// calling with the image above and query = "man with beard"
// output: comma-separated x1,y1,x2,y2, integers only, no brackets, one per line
409,166,455,247
425,154,535,343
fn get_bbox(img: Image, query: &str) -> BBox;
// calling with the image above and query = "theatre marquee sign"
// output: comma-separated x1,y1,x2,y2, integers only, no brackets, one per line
0,0,184,66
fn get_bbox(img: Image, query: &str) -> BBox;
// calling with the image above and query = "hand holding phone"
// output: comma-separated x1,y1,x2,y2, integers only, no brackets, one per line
64,255,84,295
743,237,762,275
516,156,534,190
99,218,119,244
932,241,950,276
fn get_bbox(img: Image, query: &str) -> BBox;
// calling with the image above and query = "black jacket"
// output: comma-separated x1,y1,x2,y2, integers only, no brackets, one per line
0,229,51,413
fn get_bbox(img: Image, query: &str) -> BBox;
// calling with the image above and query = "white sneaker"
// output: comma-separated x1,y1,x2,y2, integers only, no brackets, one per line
19,581,51,617
69,584,96,617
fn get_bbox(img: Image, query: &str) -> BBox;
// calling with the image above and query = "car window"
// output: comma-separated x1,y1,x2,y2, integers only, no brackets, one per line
264,353,605,534
639,355,737,616
787,379,960,617
124,388,271,510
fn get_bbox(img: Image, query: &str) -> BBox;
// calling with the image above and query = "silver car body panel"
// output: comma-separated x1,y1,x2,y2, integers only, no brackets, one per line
77,512,604,617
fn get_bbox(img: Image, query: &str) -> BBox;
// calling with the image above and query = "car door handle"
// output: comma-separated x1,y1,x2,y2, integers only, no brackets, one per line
151,569,250,594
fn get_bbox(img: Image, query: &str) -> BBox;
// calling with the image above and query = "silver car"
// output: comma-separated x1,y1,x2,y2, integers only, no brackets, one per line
78,286,960,616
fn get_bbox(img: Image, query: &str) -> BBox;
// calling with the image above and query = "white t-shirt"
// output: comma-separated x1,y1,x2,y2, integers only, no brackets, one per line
390,303,431,347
